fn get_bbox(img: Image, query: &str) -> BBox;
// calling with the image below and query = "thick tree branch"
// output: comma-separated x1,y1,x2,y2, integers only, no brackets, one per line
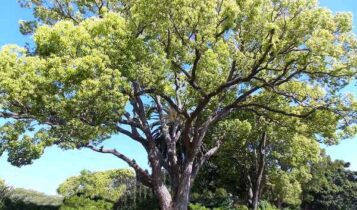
116,126,148,150
154,96,180,187
190,48,201,83
86,145,152,187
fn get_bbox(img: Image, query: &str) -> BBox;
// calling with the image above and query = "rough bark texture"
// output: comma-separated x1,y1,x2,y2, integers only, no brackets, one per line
173,162,193,210
153,163,193,210
154,184,173,210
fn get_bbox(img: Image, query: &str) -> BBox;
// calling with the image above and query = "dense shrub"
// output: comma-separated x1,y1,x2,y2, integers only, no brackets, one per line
60,195,113,210
258,200,279,210
189,203,210,210
189,203,249,210
190,188,237,209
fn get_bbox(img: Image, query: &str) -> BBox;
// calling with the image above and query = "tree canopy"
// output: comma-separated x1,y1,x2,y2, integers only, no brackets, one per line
302,155,357,210
0,0,357,209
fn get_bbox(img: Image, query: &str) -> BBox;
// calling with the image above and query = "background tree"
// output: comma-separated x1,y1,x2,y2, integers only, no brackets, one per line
0,0,356,209
301,154,357,210
192,111,321,209
0,179,12,209
58,169,156,210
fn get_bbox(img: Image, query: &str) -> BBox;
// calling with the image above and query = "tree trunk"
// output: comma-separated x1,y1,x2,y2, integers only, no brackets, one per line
155,182,192,210
154,183,173,210
172,161,193,210
149,147,174,210
173,198,190,210
252,132,267,210
247,174,254,207
152,159,193,210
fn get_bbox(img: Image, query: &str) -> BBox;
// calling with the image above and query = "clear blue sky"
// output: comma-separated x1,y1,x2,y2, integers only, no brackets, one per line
0,0,356,195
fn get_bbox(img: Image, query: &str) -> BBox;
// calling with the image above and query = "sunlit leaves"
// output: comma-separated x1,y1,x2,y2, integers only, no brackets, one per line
0,0,355,167
57,169,134,202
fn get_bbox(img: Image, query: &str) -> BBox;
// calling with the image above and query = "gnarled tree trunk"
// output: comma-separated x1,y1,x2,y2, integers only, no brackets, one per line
172,162,193,210
153,163,193,210
154,183,173,210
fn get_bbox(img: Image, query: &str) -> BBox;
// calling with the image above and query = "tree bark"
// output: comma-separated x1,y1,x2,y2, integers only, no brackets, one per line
252,132,267,210
247,174,254,207
173,161,193,210
153,162,193,210
154,183,173,210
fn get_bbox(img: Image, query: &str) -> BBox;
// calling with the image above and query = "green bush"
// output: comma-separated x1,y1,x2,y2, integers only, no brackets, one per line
189,203,249,210
233,205,249,210
60,195,113,210
190,188,236,209
259,200,279,210
189,203,210,210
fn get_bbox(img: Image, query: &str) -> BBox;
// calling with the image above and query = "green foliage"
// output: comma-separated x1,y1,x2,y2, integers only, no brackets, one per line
2,188,62,210
0,179,11,209
57,169,155,210
58,169,133,203
194,113,322,208
60,195,113,210
258,200,279,210
234,205,249,210
302,154,357,210
191,188,236,209
0,168,156,210
268,170,303,206
1,0,355,167
189,202,249,210
189,203,210,210
1,0,357,209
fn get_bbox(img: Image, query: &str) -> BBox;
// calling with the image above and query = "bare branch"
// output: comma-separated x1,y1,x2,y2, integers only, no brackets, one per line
171,61,206,96
54,0,79,23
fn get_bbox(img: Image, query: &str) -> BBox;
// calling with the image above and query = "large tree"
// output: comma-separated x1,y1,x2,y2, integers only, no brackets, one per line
0,0,357,209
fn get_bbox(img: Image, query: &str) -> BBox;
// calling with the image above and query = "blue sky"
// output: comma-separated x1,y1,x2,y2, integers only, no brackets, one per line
0,0,356,195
